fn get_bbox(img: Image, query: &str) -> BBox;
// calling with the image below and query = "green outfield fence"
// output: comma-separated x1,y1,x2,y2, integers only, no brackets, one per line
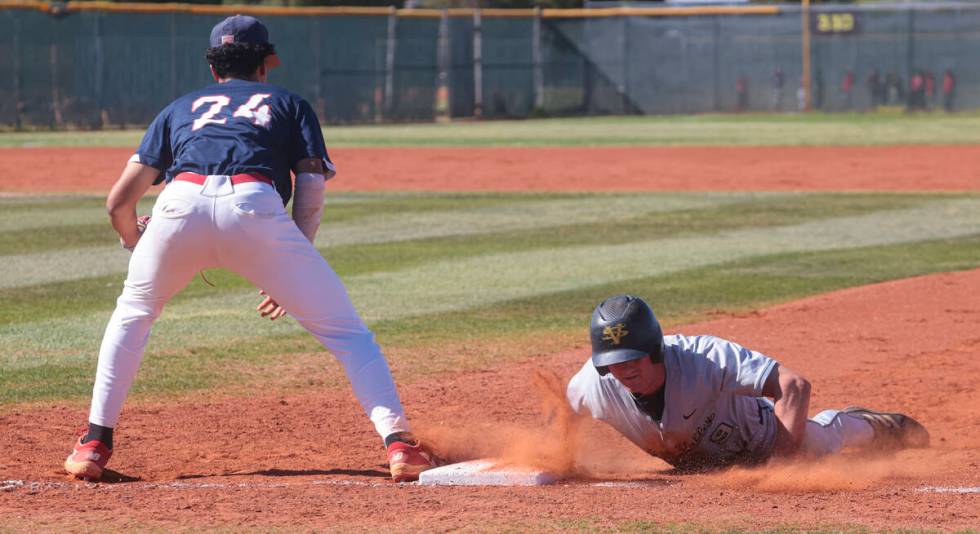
0,0,977,128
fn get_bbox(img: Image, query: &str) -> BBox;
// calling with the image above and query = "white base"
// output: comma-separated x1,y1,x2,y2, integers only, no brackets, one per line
418,459,559,486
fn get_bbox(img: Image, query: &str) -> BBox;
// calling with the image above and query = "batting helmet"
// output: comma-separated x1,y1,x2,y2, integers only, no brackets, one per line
590,295,664,376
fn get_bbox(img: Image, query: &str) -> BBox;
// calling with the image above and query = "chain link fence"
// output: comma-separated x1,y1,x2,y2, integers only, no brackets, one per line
0,1,976,129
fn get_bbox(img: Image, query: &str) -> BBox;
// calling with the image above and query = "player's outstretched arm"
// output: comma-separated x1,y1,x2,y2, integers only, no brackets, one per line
762,364,812,457
106,162,160,250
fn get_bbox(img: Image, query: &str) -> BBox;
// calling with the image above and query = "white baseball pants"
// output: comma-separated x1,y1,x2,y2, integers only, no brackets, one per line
799,409,876,456
89,175,410,441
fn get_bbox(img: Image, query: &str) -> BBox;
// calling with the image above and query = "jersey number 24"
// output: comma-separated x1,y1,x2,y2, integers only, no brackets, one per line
191,94,272,131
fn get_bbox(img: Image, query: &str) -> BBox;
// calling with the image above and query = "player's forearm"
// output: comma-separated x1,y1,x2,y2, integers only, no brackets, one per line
107,162,158,248
292,172,325,243
772,373,811,455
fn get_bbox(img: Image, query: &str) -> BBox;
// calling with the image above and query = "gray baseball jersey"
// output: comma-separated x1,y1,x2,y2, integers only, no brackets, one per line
566,334,779,470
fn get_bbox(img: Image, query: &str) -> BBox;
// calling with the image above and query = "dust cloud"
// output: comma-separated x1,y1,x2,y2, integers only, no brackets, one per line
417,370,664,478
417,371,945,489
703,452,938,492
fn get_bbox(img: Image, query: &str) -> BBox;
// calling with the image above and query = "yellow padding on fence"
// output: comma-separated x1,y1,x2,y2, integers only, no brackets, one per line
0,0,780,18
543,6,780,17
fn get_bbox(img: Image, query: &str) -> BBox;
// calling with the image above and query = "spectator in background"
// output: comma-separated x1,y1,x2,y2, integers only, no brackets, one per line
886,71,904,105
866,69,883,111
771,67,785,111
907,71,925,112
797,76,806,111
841,70,855,110
814,68,825,110
942,69,956,112
924,71,936,110
736,76,749,112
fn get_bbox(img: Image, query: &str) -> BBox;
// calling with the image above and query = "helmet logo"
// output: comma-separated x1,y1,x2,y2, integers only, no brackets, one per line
602,323,629,345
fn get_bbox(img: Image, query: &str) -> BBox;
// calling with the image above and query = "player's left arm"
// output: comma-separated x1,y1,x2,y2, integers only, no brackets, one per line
106,162,161,250
257,99,331,321
291,157,326,243
762,364,811,456
256,157,325,322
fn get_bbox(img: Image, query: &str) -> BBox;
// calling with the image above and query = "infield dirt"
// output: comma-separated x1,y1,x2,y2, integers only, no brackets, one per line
0,145,978,531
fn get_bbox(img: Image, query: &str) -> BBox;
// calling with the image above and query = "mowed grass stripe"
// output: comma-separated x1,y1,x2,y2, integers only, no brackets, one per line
312,193,764,248
3,197,978,366
4,191,927,259
0,192,928,326
3,236,978,404
0,191,558,233
346,197,980,321
0,193,776,288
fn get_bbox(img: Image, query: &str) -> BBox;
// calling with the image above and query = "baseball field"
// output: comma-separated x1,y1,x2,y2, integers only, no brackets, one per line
1,113,978,532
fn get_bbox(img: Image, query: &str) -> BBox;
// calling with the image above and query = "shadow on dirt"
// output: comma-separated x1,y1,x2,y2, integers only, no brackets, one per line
98,469,142,484
175,468,389,480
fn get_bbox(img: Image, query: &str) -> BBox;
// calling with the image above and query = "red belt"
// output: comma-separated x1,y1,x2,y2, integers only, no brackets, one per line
174,172,272,186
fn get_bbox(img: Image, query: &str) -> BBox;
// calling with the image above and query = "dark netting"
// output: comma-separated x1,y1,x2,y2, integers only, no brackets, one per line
3,4,980,129
480,16,534,118
908,6,980,111
448,15,475,118
0,9,23,128
808,7,915,112
626,15,722,114
715,12,803,113
308,15,389,123
392,16,439,122
544,17,640,115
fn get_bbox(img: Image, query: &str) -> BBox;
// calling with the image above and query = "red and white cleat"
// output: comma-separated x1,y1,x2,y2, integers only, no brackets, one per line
387,440,437,483
64,436,113,481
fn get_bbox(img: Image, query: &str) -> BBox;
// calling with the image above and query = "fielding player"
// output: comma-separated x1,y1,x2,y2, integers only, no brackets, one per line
64,15,435,482
567,295,929,470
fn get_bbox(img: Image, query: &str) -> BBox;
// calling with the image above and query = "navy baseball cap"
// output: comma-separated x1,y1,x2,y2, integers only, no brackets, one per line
209,15,281,68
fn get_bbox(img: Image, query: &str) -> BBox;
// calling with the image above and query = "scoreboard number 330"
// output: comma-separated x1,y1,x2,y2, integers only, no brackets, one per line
813,12,859,35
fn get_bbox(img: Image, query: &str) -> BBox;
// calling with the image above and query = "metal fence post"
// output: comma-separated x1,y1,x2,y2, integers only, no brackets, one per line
621,14,630,113
12,13,22,129
95,13,106,128
50,42,63,128
384,6,397,119
712,15,720,112
907,6,915,84
311,16,324,120
473,8,483,118
801,0,812,111
532,6,544,112
436,9,451,121
170,13,177,101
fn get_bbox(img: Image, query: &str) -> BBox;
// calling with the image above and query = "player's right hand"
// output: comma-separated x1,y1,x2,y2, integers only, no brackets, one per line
257,290,287,321
121,215,151,252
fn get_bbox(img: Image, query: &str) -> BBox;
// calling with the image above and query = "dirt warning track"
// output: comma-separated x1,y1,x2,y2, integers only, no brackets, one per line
2,145,980,193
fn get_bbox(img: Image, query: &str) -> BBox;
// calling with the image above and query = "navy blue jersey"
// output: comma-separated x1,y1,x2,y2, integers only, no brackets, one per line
133,79,334,205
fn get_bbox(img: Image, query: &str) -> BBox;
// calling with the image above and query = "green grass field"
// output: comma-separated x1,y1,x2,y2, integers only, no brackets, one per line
5,112,980,147
1,188,978,405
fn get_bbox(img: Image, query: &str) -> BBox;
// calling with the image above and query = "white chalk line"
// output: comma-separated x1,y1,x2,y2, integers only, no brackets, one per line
917,486,980,494
4,479,978,492
0,478,390,492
